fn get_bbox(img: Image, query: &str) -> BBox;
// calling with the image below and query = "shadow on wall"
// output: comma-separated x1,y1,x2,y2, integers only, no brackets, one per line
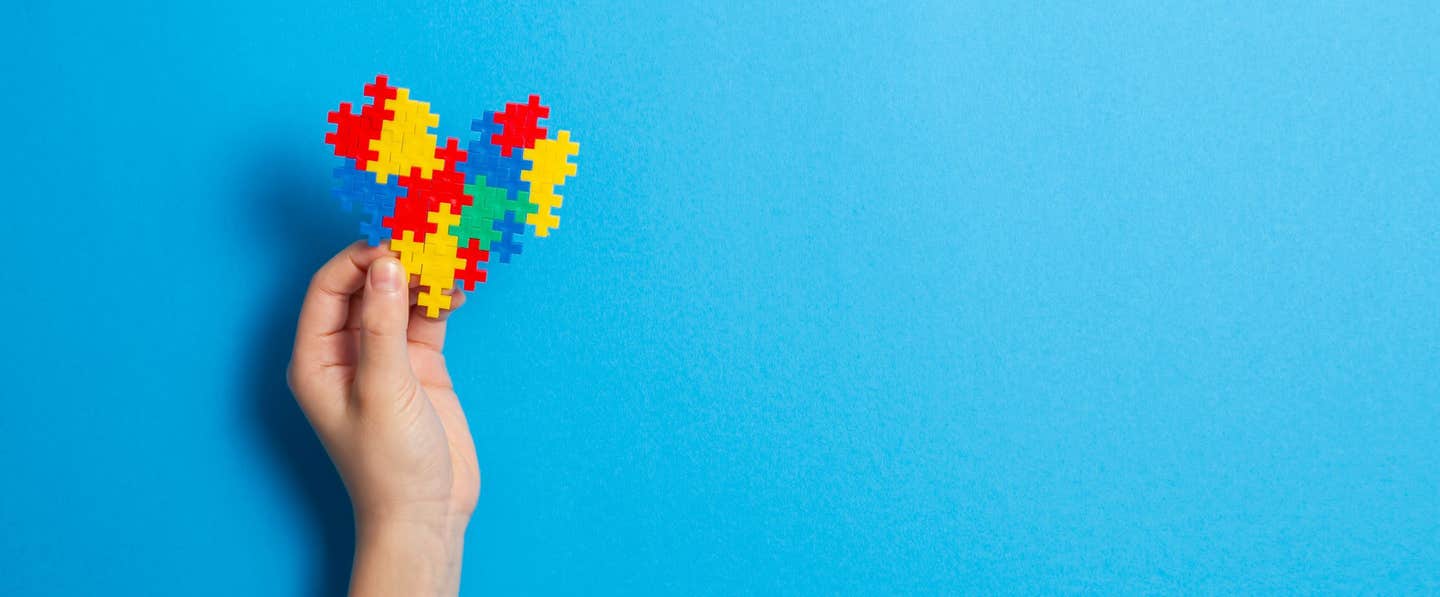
242,136,357,597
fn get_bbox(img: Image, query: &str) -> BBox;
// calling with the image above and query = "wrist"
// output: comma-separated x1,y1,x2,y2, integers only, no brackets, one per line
351,514,469,597
356,506,470,541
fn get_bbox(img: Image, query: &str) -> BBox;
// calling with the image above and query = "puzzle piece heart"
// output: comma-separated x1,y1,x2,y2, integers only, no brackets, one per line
325,74,580,317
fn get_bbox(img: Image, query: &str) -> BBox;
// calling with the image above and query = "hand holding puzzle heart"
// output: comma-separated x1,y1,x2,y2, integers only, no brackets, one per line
326,74,580,317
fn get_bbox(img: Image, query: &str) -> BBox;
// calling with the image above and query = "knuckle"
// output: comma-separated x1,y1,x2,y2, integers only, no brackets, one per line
362,324,397,344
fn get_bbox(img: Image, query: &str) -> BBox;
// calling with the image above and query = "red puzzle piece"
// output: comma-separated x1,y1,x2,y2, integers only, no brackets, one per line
490,94,550,157
399,142,473,213
382,170,440,242
455,238,490,291
325,75,399,169
435,136,468,171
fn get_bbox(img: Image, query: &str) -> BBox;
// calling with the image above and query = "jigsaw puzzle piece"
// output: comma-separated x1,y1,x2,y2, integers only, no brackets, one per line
490,95,550,158
520,130,579,237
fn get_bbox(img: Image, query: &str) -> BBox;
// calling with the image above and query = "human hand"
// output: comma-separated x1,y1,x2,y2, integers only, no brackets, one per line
287,241,479,597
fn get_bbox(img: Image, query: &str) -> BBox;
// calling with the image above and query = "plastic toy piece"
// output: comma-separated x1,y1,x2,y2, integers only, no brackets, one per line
332,158,370,212
490,95,550,157
457,178,537,246
325,104,368,163
489,210,527,264
424,202,462,248
454,239,489,291
413,203,465,317
390,230,425,276
326,75,397,170
452,198,505,251
435,136,468,171
333,158,405,246
520,130,579,237
368,88,444,182
460,112,531,199
382,176,439,243
324,75,579,317
357,210,392,247
401,149,472,213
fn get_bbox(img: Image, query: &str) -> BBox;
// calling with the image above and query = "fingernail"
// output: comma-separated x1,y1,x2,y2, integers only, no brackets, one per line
372,259,403,293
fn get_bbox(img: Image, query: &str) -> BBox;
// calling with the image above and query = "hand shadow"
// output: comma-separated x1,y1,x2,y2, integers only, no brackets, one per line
243,143,357,597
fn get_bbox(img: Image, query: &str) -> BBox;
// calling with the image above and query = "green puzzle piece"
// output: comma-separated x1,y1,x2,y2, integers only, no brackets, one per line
453,177,538,250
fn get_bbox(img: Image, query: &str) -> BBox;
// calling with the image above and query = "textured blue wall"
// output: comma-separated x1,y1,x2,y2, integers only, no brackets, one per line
2,1,1438,594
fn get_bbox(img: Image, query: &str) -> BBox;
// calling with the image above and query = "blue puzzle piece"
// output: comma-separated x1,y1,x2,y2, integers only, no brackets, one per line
359,210,389,246
332,158,372,212
333,159,406,246
357,175,402,218
356,176,404,246
489,210,527,263
459,111,531,199
470,111,504,142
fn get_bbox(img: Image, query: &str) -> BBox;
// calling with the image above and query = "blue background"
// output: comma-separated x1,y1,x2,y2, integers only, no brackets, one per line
2,1,1438,594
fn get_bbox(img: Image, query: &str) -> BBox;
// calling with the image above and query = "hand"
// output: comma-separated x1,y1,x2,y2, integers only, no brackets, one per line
287,241,479,597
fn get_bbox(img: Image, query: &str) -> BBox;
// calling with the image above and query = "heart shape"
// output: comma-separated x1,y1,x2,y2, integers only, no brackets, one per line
326,74,580,317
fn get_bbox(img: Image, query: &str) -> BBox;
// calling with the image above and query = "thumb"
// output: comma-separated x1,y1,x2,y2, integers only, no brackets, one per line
357,257,417,401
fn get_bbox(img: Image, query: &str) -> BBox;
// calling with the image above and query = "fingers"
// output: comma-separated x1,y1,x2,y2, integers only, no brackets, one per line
294,242,396,355
409,290,465,352
342,277,421,330
356,257,419,400
338,281,463,340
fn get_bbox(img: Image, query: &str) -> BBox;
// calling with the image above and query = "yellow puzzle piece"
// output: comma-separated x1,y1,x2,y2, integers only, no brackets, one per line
367,88,444,183
414,204,465,317
521,130,580,237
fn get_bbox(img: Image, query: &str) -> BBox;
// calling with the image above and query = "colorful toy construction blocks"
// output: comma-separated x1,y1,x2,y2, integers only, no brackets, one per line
325,74,580,317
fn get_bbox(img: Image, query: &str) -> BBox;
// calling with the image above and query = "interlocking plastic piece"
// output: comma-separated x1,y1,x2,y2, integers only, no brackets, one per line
489,210,528,264
520,130,579,237
401,144,472,212
435,136,468,170
364,75,401,104
325,75,397,170
414,203,465,317
460,112,531,198
472,178,537,223
455,239,489,291
324,76,579,318
368,88,444,182
358,178,404,246
390,230,425,276
326,103,368,163
382,174,439,243
452,199,505,251
491,95,550,157
332,158,370,212
452,176,538,262
333,158,405,246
